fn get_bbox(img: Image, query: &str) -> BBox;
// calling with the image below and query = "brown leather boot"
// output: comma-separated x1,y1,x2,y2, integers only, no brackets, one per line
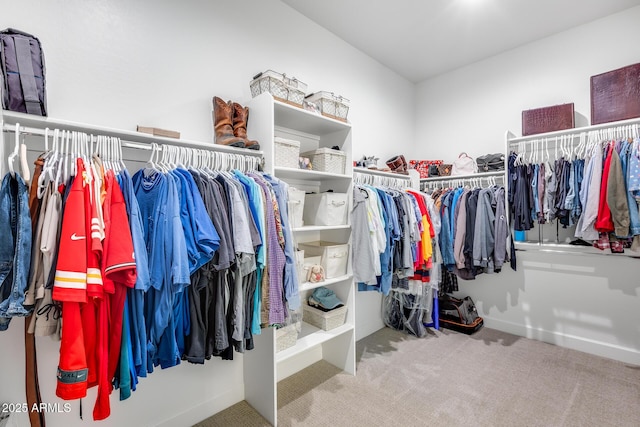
213,96,245,148
232,102,260,150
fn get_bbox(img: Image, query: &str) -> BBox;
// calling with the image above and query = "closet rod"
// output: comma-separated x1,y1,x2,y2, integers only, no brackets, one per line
420,170,505,182
508,116,640,144
353,168,411,180
2,123,153,151
422,174,504,189
1,123,267,163
0,110,263,157
353,169,411,189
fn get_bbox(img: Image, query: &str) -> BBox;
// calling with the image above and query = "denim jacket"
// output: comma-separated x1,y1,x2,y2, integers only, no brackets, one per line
0,172,33,331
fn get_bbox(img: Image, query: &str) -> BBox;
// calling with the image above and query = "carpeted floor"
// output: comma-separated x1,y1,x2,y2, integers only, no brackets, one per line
194,327,640,427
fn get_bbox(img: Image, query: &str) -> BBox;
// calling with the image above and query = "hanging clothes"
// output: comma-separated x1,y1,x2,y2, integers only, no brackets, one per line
509,129,640,254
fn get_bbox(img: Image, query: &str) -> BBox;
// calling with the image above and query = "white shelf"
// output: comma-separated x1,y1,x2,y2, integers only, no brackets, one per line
298,274,353,292
353,167,411,180
273,100,351,135
514,241,640,258
292,224,350,233
274,166,351,181
1,110,264,156
275,322,354,363
420,170,505,182
244,91,355,427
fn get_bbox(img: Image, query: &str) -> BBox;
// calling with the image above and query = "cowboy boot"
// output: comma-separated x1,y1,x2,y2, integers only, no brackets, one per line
232,102,260,150
213,96,245,148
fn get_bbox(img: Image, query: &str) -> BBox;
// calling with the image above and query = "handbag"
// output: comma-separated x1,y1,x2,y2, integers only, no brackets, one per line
437,163,452,176
385,154,408,174
476,153,505,172
451,152,477,176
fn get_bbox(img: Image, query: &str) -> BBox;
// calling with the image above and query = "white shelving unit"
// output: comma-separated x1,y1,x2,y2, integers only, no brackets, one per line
243,93,355,427
505,117,640,258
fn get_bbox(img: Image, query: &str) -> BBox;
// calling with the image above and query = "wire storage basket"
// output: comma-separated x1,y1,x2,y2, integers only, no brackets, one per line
305,91,350,122
250,70,307,107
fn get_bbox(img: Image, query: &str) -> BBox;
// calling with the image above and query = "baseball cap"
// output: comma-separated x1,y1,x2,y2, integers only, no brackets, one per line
309,287,343,310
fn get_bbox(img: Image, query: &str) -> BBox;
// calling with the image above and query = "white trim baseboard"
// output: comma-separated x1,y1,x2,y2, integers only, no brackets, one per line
156,388,245,427
483,316,640,365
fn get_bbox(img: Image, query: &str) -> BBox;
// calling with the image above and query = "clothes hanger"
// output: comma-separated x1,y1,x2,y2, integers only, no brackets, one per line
106,136,114,172
18,130,30,184
38,128,58,198
8,123,21,178
117,137,126,171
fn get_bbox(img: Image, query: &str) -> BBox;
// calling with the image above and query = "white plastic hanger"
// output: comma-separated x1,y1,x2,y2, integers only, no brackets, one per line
20,140,30,184
8,123,20,178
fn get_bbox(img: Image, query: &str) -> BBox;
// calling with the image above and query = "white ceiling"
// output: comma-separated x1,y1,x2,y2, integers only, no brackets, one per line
281,0,640,83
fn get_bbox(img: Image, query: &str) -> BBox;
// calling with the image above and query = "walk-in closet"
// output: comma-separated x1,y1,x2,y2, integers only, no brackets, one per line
1,1,639,426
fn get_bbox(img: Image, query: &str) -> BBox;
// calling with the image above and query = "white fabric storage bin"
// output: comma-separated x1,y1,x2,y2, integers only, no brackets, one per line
303,255,322,269
275,137,301,168
295,250,305,283
298,241,349,279
303,192,348,226
287,187,305,228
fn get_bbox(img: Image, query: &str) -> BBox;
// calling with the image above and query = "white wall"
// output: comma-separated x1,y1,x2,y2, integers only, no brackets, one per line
0,1,414,425
415,6,640,365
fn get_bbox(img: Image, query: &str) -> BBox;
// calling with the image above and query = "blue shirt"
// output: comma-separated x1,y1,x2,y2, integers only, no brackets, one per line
175,169,219,273
263,174,300,310
117,169,151,383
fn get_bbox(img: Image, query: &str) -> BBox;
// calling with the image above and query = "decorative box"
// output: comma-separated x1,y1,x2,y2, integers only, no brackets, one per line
298,241,349,279
409,160,443,179
301,147,346,174
522,103,575,136
303,192,348,226
591,63,640,125
305,91,350,122
274,136,301,168
137,125,181,139
250,69,307,106
303,304,347,331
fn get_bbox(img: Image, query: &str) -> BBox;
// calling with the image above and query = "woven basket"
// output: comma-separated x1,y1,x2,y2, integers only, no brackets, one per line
274,137,300,168
301,148,346,174
303,304,347,331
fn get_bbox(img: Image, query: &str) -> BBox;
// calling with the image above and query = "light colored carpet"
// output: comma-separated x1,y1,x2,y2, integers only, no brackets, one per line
194,327,640,427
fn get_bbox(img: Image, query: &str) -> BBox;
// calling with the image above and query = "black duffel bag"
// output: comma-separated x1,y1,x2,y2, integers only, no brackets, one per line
438,294,483,334
476,153,505,172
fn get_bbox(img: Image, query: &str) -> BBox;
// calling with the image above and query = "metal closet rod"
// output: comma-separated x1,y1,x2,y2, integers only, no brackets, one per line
423,174,504,189
353,169,411,187
2,123,152,151
420,170,505,182
508,117,640,143
1,122,264,159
